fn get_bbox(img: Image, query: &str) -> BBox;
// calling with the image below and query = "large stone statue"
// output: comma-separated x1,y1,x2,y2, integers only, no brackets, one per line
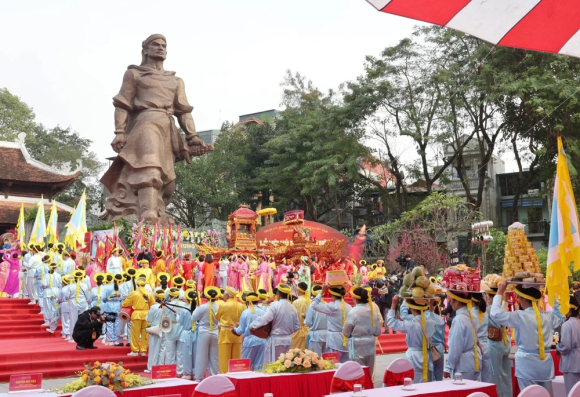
101,34,212,223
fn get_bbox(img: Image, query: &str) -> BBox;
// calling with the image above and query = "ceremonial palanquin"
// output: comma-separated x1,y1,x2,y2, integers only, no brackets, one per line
196,206,345,262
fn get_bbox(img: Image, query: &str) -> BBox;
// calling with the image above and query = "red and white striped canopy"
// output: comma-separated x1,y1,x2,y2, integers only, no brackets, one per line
365,0,580,58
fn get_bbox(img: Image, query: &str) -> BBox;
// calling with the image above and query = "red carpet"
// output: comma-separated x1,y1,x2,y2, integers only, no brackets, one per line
0,298,147,382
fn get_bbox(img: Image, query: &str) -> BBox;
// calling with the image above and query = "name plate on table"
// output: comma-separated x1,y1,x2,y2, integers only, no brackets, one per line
325,270,349,286
322,352,340,364
9,373,42,393
152,364,177,380
228,358,251,373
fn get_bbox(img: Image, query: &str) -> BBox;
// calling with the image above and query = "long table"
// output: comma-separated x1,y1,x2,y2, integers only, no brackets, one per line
328,379,498,397
0,367,373,397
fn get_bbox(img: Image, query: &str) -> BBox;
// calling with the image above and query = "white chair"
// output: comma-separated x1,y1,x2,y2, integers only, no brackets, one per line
569,381,580,397
330,361,366,394
193,374,236,397
552,376,566,397
72,385,116,397
517,385,551,397
383,357,414,387
467,393,490,397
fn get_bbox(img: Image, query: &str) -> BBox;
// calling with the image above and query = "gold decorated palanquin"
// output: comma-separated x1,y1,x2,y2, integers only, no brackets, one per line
226,205,258,250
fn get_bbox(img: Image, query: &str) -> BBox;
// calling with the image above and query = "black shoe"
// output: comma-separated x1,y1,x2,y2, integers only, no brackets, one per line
87,346,98,349
383,330,390,334
76,346,86,350
114,343,124,347
126,343,131,347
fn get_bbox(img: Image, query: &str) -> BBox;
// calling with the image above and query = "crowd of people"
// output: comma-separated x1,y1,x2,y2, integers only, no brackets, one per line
1,243,580,397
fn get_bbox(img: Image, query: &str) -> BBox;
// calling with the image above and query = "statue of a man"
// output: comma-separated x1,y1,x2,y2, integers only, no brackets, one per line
101,34,212,223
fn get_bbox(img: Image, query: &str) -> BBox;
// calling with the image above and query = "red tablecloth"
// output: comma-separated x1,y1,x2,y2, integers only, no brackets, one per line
226,367,373,397
511,350,561,397
330,379,497,397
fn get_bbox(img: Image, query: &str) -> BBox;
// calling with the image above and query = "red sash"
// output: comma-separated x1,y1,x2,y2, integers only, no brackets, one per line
383,369,415,387
330,374,367,393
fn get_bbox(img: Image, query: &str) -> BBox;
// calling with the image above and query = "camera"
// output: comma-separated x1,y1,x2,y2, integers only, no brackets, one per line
101,312,117,323
395,255,406,265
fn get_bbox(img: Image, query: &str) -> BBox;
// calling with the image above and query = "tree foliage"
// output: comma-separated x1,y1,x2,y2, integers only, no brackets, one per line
0,88,104,208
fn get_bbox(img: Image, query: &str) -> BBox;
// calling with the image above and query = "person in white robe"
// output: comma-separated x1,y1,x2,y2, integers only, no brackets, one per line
60,251,75,277
484,289,513,397
102,274,124,345
444,290,482,381
388,296,438,383
144,289,166,373
249,283,300,365
66,270,90,343
304,284,327,356
556,295,580,396
58,275,73,339
163,288,184,369
42,263,62,334
106,248,124,275
179,288,199,380
311,285,352,363
490,281,564,394
191,286,220,381
344,286,382,376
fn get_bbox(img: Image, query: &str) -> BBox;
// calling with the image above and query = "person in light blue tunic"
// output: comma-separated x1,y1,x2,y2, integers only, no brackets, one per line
400,297,446,381
484,288,512,397
556,295,580,395
388,296,437,383
102,273,124,345
88,273,107,310
471,292,491,382
311,285,352,363
304,285,328,356
163,288,184,367
192,286,221,381
233,292,266,370
249,284,300,364
41,263,62,334
179,288,199,380
491,281,564,394
144,289,166,373
344,287,382,376
444,290,482,381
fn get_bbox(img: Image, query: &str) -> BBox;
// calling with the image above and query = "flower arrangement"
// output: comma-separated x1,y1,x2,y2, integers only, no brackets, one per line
50,361,154,394
182,229,222,247
260,348,336,374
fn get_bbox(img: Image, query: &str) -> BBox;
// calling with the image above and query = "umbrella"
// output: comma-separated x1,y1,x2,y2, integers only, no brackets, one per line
365,0,580,58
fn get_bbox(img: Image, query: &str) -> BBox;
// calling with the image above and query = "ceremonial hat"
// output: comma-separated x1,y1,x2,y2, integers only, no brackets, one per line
93,272,106,283
110,247,121,254
172,276,185,287
136,278,147,286
154,289,166,299
168,287,180,298
204,286,220,300
73,269,86,279
42,255,51,263
157,272,170,283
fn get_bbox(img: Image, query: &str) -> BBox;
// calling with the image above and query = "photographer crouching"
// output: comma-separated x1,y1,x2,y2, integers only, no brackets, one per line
72,306,113,350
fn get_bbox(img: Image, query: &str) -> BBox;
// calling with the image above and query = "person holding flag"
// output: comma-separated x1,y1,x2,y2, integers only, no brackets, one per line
546,136,580,315
47,201,59,246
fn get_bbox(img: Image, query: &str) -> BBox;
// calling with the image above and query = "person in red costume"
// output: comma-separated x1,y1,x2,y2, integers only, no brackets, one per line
181,253,195,281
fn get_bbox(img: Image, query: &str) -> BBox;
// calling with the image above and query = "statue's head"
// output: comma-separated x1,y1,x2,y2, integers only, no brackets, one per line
141,34,167,66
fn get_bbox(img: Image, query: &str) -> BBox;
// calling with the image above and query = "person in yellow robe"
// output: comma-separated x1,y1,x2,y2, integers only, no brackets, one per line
152,250,167,276
122,278,155,356
136,259,155,289
215,286,245,373
291,282,311,349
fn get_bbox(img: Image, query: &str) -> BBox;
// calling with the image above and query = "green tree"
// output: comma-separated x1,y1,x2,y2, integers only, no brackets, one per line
26,124,104,208
265,71,369,226
0,88,36,140
168,127,250,228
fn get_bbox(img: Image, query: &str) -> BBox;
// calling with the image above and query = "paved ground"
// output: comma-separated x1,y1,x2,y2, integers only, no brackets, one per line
0,352,410,392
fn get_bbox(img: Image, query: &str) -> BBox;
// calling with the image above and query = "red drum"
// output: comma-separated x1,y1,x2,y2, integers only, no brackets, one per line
119,307,133,322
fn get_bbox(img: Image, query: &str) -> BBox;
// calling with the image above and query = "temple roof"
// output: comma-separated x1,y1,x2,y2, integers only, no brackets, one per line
229,204,257,219
0,133,80,190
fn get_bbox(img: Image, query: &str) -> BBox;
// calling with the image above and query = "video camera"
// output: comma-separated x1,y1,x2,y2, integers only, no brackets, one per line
101,312,118,323
395,254,406,266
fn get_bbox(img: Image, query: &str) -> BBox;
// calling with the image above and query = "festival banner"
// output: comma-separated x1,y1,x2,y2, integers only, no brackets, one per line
228,358,251,373
151,364,177,380
322,352,340,364
9,373,43,392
